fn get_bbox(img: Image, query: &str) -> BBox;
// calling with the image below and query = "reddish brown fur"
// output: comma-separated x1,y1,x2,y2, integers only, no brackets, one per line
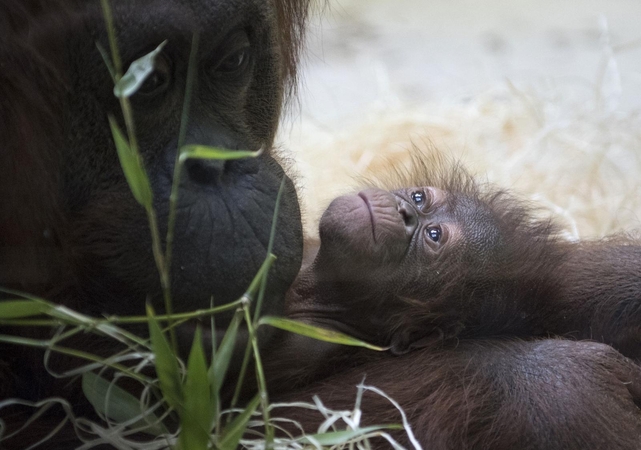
264,154,641,448
272,339,641,450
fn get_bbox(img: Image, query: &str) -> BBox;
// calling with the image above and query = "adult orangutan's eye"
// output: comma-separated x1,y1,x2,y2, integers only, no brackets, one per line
411,191,425,206
217,47,250,73
426,226,441,242
137,54,172,96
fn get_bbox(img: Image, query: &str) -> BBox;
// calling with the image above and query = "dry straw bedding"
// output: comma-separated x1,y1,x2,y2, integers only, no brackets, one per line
286,74,641,241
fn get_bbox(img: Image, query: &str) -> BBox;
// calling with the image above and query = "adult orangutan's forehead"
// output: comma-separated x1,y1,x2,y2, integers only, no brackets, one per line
82,0,271,56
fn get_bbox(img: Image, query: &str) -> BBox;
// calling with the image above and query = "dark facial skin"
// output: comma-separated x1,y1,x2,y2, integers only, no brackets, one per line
315,186,496,279
289,185,502,348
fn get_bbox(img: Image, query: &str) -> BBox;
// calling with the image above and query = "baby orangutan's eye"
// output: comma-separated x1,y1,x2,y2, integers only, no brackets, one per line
411,191,425,206
426,226,442,242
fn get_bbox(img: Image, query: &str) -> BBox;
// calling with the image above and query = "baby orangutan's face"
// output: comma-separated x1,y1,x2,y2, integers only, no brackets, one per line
316,186,501,290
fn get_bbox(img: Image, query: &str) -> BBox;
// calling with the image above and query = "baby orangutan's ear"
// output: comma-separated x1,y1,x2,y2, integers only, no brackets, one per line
389,321,465,356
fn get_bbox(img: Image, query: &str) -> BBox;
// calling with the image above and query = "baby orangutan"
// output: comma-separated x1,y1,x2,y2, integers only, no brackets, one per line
282,159,641,364
257,158,641,449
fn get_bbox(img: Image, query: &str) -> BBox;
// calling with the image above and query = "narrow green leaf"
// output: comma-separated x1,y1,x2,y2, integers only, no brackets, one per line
0,300,48,319
114,41,167,98
82,371,167,436
179,145,262,164
96,42,116,81
218,395,260,450
108,116,153,208
210,309,243,393
253,178,286,324
181,327,214,450
147,304,182,412
298,425,403,445
208,297,218,419
259,316,388,351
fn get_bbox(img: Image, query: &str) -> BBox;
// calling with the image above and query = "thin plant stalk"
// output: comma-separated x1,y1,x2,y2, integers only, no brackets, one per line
164,33,200,315
228,333,254,415
0,300,242,328
243,300,274,448
0,335,151,384
100,0,173,348
252,178,286,324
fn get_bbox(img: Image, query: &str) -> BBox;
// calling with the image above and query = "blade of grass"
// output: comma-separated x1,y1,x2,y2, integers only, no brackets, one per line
107,117,153,208
259,317,388,351
211,309,243,392
99,0,122,75
242,302,273,448
181,327,214,450
0,300,48,319
96,42,116,80
218,395,260,450
101,0,173,345
0,334,150,384
253,177,285,324
298,425,403,446
82,371,167,436
147,304,182,413
113,41,167,98
178,145,263,164
228,253,276,416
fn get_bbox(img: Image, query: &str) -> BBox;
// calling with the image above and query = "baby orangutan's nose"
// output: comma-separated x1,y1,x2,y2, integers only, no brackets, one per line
398,200,418,236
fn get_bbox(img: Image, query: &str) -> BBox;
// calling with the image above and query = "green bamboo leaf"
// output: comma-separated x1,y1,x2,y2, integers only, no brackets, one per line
179,145,262,164
181,327,214,450
82,371,167,436
108,116,153,208
218,395,260,450
0,300,48,319
253,178,286,324
259,316,387,351
114,41,167,98
298,425,403,445
147,304,182,412
210,309,243,392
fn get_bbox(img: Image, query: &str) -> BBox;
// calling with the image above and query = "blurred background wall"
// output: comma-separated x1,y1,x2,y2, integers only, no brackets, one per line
279,0,641,239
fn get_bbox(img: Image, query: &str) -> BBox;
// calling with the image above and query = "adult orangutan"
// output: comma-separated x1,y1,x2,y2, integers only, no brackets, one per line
0,0,306,446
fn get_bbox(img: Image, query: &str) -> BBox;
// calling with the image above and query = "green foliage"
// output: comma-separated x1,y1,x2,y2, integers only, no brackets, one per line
299,425,403,446
218,395,260,450
82,371,167,436
108,116,153,208
181,328,215,450
211,310,243,392
0,300,47,319
259,316,388,351
147,305,183,413
179,145,263,164
114,41,167,98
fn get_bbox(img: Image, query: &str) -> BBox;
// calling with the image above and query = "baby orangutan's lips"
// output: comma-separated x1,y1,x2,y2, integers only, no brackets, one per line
356,189,409,254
